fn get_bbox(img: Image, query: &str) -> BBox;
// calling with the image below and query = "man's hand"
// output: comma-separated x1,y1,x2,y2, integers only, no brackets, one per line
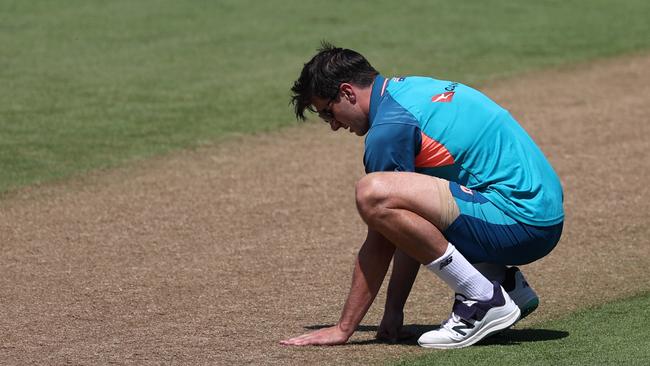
280,325,351,346
376,310,413,343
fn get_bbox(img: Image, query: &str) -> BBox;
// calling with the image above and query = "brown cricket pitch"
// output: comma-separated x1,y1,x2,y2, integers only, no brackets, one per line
1,54,649,365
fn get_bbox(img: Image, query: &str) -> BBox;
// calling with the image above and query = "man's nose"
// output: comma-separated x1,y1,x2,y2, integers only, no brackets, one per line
329,120,341,131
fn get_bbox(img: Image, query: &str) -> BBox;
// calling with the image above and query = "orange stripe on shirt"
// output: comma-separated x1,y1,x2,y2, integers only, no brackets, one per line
415,132,455,168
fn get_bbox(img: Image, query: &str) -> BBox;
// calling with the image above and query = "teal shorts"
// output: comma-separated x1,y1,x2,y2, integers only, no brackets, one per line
443,182,563,265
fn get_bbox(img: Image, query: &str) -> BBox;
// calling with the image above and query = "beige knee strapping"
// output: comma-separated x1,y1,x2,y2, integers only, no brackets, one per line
432,178,460,230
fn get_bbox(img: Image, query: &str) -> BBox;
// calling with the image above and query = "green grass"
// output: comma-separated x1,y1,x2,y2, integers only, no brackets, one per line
1,0,650,193
393,292,650,366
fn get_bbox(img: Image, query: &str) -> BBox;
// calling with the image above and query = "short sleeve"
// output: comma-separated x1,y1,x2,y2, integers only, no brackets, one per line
364,123,422,173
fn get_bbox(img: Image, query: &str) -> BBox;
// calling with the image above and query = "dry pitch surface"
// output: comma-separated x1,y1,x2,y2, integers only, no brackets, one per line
1,55,649,365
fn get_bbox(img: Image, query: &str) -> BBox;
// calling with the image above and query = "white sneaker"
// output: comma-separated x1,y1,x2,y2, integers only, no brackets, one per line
418,282,520,349
503,267,539,320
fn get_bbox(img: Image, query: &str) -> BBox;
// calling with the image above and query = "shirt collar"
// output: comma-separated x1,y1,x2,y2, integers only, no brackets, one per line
369,74,387,125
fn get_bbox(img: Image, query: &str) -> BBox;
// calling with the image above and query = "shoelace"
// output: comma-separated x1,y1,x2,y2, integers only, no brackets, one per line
441,296,478,331
441,312,463,331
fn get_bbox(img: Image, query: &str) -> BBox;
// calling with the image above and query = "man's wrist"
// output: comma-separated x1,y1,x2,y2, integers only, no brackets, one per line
337,321,357,336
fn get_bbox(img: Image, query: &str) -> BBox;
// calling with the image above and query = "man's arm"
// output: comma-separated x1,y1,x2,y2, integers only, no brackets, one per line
280,229,395,346
376,249,420,342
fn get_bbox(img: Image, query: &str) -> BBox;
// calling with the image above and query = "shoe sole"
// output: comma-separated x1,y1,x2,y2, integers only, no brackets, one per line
418,305,521,349
491,297,538,336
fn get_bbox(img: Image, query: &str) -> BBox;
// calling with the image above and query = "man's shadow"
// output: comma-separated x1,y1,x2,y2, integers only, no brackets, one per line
304,324,569,346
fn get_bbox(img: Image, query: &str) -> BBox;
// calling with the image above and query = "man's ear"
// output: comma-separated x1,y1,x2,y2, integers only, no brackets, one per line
340,83,356,103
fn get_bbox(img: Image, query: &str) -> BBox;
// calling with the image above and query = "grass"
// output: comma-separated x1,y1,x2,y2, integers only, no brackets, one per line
1,0,650,193
393,291,650,366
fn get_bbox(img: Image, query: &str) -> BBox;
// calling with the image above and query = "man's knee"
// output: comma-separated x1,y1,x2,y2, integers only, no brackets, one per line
356,172,456,230
355,173,393,224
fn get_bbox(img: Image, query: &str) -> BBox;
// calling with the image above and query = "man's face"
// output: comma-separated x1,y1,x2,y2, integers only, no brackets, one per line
311,85,370,136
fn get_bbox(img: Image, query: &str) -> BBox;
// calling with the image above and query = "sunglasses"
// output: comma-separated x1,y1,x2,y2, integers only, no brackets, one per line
310,93,339,123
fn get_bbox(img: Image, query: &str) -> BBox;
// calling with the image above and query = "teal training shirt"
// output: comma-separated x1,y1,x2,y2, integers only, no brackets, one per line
365,75,564,226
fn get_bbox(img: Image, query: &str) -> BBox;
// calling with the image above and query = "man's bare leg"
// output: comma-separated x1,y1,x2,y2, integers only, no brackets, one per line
355,172,519,349
354,172,494,298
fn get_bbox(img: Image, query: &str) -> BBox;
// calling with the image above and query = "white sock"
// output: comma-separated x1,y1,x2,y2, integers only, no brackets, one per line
474,263,507,284
425,243,494,301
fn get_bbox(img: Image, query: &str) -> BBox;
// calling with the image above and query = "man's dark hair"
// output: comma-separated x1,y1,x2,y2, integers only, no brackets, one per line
290,42,379,121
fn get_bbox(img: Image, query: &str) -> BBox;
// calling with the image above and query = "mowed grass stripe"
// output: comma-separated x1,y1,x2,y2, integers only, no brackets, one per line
393,292,650,366
2,0,650,193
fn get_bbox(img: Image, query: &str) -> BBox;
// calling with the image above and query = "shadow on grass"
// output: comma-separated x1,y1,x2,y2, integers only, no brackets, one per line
305,324,569,346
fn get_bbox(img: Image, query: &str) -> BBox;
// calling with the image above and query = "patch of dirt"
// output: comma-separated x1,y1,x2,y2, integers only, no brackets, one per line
1,54,649,365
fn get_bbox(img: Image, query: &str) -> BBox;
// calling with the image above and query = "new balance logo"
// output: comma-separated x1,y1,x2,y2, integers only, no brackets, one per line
431,91,455,103
439,256,453,270
451,319,475,336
